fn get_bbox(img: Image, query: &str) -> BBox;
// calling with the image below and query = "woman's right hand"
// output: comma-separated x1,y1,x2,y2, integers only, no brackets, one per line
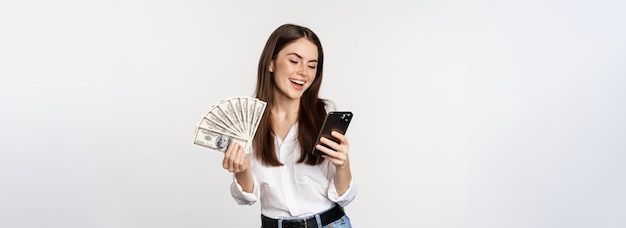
222,142,250,174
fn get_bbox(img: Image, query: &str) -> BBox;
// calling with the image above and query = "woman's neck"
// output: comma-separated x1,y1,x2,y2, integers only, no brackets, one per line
270,96,300,140
271,93,300,119
271,100,299,122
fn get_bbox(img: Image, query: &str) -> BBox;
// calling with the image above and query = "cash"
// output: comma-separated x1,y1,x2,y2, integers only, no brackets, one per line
193,96,267,154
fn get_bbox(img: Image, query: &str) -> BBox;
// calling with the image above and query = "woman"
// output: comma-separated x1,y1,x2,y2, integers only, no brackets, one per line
222,24,357,228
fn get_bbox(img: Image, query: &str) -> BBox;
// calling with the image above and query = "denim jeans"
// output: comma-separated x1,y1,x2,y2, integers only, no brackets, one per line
262,214,352,228
322,214,351,228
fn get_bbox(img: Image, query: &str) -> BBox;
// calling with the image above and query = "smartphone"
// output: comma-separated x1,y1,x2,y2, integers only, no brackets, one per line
311,111,353,156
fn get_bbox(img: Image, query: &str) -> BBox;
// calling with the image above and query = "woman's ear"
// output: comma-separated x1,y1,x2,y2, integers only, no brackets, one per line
269,61,274,73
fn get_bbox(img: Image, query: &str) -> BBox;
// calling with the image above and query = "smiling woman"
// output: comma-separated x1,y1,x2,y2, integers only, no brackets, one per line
3,1,624,227
269,38,319,101
220,23,357,228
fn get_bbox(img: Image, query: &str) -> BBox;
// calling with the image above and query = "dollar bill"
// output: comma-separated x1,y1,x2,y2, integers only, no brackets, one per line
239,97,249,134
230,98,247,135
205,108,241,136
244,99,254,139
250,99,266,139
193,127,249,153
198,117,239,138
194,96,266,154
217,100,244,135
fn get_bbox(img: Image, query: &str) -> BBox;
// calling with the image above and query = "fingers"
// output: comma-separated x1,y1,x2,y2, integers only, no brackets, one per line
235,148,245,170
317,143,347,159
322,154,348,167
318,131,350,154
331,131,350,148
222,142,248,173
317,131,350,167
222,142,236,169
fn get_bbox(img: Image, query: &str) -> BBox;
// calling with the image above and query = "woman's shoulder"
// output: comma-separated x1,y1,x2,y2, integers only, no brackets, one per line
322,99,337,114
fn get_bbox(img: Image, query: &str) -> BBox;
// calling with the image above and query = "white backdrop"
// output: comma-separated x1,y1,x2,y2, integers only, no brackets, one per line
1,0,625,227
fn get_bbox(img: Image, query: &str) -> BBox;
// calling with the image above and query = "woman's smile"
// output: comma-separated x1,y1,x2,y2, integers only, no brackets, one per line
289,78,306,90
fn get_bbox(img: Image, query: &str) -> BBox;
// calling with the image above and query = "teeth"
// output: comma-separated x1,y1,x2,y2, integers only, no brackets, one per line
290,79,305,85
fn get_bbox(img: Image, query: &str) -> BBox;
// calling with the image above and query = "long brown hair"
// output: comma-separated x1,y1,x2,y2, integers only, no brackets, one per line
253,24,327,166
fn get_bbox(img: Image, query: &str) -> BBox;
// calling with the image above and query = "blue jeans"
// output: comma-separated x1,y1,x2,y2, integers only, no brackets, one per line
263,214,352,228
322,214,352,228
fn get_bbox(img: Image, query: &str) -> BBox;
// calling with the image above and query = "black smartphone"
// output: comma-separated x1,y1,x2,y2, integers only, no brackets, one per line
311,111,353,156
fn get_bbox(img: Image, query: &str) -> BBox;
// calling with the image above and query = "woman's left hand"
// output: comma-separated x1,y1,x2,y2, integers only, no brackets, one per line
316,131,350,168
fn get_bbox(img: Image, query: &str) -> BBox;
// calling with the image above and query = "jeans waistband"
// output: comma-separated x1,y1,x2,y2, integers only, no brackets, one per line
261,204,345,228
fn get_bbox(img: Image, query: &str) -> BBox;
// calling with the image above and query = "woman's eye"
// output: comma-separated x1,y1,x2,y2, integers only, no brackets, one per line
289,60,298,64
308,65,316,69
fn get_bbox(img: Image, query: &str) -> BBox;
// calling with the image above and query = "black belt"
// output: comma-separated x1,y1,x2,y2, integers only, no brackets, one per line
261,204,345,228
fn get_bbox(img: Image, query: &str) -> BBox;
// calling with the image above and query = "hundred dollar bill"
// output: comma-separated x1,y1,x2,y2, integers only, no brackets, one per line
212,104,244,136
193,127,249,153
217,99,244,135
194,96,267,154
198,117,239,138
205,109,241,136
250,99,267,139
246,98,257,137
230,97,248,136
239,97,248,135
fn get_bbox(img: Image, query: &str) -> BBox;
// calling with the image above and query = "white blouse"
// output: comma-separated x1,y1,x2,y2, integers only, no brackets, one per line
230,123,358,219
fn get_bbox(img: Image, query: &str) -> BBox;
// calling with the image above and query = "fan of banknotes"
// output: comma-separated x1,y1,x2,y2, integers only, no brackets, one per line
193,96,267,154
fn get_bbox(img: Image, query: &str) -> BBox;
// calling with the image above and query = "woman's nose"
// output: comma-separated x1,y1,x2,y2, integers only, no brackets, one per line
297,64,308,76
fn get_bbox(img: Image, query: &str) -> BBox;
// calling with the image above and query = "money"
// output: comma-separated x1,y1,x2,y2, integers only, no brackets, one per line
193,127,248,153
193,96,267,154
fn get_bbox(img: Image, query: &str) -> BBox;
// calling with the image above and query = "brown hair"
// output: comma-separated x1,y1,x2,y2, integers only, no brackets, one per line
253,23,327,166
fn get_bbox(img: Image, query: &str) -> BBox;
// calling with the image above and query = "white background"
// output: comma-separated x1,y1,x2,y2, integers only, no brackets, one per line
1,0,625,227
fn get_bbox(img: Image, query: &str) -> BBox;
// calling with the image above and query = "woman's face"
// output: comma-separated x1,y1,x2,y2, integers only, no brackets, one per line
269,38,319,101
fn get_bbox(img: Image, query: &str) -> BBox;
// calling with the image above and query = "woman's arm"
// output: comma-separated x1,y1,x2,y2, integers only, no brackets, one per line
223,142,253,193
316,131,352,196
333,158,352,196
